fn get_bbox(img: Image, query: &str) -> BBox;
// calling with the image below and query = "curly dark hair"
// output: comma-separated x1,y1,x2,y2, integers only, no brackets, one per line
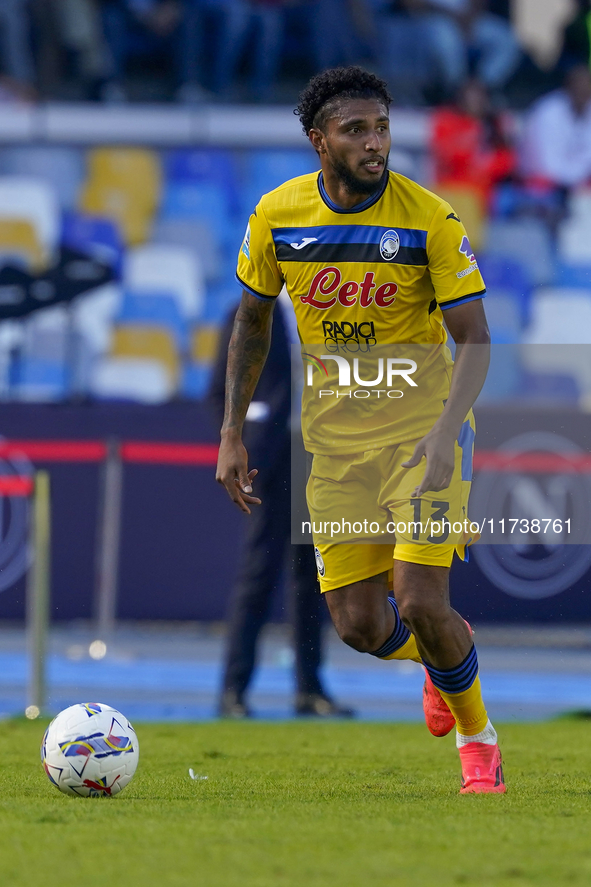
295,66,392,136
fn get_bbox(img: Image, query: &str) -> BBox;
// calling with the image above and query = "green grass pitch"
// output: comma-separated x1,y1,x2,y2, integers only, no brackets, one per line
1,718,590,887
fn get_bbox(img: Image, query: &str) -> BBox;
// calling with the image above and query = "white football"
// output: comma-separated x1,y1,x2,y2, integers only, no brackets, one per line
41,703,139,797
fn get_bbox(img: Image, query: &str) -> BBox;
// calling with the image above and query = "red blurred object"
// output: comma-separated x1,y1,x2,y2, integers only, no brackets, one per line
431,80,516,204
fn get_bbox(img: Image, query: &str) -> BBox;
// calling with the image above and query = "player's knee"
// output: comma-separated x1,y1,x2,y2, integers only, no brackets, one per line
397,597,441,635
336,616,385,653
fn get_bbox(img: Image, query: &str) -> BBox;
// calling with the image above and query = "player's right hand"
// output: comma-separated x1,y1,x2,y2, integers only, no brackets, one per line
216,436,261,514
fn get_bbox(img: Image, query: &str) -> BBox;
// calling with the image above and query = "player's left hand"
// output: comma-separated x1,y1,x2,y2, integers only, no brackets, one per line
401,428,456,497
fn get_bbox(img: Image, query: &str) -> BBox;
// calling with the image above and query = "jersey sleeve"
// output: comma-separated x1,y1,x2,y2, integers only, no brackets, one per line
236,203,283,300
426,200,486,310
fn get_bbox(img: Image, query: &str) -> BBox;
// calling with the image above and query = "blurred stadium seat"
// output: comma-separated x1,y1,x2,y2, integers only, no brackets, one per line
0,219,45,273
159,181,233,244
483,218,554,287
164,149,240,213
478,345,523,401
478,254,532,328
86,148,161,202
0,177,60,268
523,288,591,345
554,262,591,288
520,368,581,403
191,323,220,364
519,289,591,406
482,294,522,344
246,150,317,191
79,183,155,247
9,356,70,402
151,218,222,283
90,356,176,404
181,362,212,400
79,148,161,245
0,147,85,210
62,211,124,275
557,192,591,265
124,244,204,318
111,325,180,385
240,150,317,216
117,291,188,350
71,283,122,356
0,320,22,397
10,306,70,402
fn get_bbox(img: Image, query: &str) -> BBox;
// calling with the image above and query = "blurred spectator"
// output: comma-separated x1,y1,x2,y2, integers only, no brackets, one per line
30,0,61,98
520,64,591,190
385,0,521,100
57,0,110,97
209,0,287,102
0,0,36,92
307,0,376,72
431,78,515,202
99,0,206,101
561,1,591,69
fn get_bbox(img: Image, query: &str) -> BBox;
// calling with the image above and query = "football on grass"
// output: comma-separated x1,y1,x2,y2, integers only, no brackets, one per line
41,702,139,797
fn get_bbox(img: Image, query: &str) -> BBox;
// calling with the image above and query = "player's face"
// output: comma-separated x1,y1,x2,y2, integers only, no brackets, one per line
317,99,391,195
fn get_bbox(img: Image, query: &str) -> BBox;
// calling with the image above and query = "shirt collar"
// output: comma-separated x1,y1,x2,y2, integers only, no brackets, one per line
317,170,389,214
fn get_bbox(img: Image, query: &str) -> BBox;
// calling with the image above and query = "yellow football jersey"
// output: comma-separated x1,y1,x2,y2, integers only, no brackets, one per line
236,169,486,454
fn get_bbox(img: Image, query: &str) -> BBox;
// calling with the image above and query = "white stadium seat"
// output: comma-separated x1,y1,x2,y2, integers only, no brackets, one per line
521,288,591,401
90,356,176,404
523,288,591,345
124,244,204,318
71,283,122,355
483,218,554,286
150,218,221,282
0,147,85,210
0,176,60,263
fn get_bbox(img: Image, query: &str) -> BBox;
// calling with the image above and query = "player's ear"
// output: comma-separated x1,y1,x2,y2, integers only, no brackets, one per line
309,128,326,154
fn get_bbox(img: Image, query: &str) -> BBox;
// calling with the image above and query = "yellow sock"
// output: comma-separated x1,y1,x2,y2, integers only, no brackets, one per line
379,633,422,664
370,597,423,662
438,675,489,736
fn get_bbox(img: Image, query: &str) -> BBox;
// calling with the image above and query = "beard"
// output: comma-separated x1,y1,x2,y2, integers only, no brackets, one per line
328,152,389,196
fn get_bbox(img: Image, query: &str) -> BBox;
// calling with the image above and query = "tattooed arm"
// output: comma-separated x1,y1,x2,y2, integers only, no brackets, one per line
215,290,275,513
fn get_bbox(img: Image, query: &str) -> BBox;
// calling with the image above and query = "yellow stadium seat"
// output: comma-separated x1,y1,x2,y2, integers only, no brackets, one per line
429,184,487,251
111,326,179,382
191,324,220,364
79,147,162,245
0,218,45,272
80,183,154,245
87,147,161,204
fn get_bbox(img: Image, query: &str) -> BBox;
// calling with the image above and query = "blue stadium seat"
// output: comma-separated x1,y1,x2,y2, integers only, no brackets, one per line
62,210,124,276
478,254,532,329
482,218,555,288
520,370,580,403
478,344,522,401
116,291,189,350
164,149,240,213
241,149,317,215
181,363,212,400
554,261,591,288
246,149,317,189
9,357,70,402
200,282,240,323
159,182,232,242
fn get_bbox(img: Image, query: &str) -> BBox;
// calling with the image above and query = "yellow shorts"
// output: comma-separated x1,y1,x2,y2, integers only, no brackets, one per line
307,420,477,593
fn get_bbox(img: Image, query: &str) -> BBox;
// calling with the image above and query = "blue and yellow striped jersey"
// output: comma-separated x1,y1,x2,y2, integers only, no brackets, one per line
236,169,486,453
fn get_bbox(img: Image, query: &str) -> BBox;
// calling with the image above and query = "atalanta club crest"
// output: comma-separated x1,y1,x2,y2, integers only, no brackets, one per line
314,547,325,577
380,230,400,261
